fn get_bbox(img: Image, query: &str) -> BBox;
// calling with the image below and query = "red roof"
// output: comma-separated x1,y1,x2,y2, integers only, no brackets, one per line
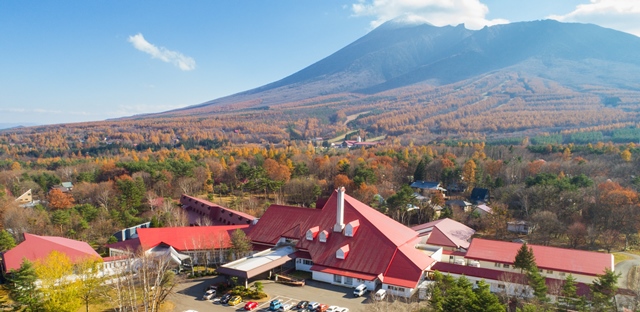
465,238,613,277
135,225,249,251
412,218,475,249
3,233,100,272
180,194,256,225
248,190,434,288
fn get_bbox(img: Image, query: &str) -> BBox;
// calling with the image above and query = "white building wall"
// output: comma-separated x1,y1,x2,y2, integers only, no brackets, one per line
311,271,378,291
382,284,415,298
470,259,597,284
295,258,313,272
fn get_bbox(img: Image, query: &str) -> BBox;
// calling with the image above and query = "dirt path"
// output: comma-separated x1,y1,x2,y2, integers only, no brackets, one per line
615,252,640,289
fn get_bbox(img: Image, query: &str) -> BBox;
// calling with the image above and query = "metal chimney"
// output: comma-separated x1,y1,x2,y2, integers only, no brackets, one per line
333,187,345,232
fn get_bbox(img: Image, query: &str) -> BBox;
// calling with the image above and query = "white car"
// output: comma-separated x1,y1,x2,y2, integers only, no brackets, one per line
327,306,340,312
278,303,293,311
202,289,216,300
335,308,349,312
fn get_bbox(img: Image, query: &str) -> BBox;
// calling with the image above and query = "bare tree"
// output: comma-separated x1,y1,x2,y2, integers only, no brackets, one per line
108,249,182,312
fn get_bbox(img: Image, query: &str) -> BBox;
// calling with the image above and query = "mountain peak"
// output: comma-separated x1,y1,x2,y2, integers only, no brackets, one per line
378,15,435,29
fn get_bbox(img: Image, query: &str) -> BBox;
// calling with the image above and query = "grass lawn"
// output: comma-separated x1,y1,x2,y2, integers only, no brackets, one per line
614,252,633,264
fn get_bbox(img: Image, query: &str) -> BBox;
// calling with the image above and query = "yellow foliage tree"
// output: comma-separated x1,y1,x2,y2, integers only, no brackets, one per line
462,159,477,190
621,149,632,162
35,251,82,312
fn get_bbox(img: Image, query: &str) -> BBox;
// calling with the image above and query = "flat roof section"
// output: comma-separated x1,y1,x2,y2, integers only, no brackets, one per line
217,246,296,279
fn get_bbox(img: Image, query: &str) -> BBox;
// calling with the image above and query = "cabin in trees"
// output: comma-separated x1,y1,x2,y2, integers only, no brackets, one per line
410,181,446,196
52,182,74,193
469,187,490,204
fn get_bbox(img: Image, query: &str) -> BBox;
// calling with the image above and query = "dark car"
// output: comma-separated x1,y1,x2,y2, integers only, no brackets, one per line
220,293,232,304
296,301,309,310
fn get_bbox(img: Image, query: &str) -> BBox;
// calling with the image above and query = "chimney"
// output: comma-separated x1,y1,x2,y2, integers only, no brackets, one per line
334,187,345,232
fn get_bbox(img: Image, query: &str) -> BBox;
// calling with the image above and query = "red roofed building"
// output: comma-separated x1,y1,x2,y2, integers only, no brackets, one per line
411,218,475,251
107,225,249,266
180,194,256,226
2,233,100,273
460,238,614,284
246,188,436,298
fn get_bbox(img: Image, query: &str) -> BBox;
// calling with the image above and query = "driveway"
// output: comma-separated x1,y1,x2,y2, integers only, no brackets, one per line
615,252,640,290
168,277,386,312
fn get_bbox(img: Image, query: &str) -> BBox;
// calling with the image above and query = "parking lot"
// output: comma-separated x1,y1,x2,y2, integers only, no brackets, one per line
169,277,372,312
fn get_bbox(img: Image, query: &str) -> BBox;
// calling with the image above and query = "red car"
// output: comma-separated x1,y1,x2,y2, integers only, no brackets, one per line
244,301,258,311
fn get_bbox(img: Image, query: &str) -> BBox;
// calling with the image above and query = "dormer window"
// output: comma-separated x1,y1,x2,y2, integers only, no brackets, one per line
345,220,360,237
336,245,349,260
319,230,329,243
306,226,320,241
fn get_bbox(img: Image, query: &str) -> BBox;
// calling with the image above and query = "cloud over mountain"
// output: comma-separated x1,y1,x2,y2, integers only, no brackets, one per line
128,33,196,71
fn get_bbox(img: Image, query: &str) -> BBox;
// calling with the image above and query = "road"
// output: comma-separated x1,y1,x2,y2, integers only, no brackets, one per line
615,252,640,290
168,277,384,312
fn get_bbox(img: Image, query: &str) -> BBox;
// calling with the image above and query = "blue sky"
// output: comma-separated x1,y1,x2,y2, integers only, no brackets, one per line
1,0,638,126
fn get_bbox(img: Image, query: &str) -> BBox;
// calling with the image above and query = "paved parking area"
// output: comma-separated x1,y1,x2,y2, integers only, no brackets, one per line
169,277,372,312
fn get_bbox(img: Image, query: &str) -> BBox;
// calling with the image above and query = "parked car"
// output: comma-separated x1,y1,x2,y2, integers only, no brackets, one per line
316,304,329,312
269,299,282,311
202,289,216,300
219,293,232,304
228,295,242,306
296,301,309,309
353,284,367,297
244,301,258,311
374,289,387,301
307,302,319,311
278,303,293,311
326,306,340,312
335,308,349,312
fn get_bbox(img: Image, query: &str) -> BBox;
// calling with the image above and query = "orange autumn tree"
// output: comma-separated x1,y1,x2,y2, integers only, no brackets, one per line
47,189,75,209
596,180,640,250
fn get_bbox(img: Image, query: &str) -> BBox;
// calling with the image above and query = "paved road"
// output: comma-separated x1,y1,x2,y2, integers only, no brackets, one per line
169,277,380,312
615,252,640,290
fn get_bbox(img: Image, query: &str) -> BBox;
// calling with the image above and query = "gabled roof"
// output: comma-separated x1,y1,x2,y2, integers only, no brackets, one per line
3,233,100,272
465,238,614,277
135,225,249,251
410,181,443,190
469,188,489,202
248,190,434,288
475,204,492,214
412,218,475,249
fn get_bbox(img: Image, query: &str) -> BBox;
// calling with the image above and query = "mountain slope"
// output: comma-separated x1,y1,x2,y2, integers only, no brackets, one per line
164,19,640,115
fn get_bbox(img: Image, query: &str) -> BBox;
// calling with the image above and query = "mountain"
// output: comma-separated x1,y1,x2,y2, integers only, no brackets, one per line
164,19,640,115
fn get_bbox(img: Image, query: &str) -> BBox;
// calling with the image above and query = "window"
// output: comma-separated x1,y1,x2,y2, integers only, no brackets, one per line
344,277,353,285
546,270,553,274
334,275,342,283
302,259,313,266
503,264,510,268
559,272,566,276
388,286,405,292
494,263,501,267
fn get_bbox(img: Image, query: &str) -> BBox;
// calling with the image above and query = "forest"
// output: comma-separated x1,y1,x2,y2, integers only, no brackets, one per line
1,131,640,259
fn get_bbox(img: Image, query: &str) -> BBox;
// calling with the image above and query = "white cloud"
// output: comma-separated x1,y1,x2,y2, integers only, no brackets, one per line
548,0,640,36
351,0,509,30
128,33,196,71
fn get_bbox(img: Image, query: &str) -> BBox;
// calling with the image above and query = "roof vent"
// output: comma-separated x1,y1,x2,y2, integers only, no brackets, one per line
336,244,349,260
319,230,329,243
345,220,360,237
306,226,320,241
